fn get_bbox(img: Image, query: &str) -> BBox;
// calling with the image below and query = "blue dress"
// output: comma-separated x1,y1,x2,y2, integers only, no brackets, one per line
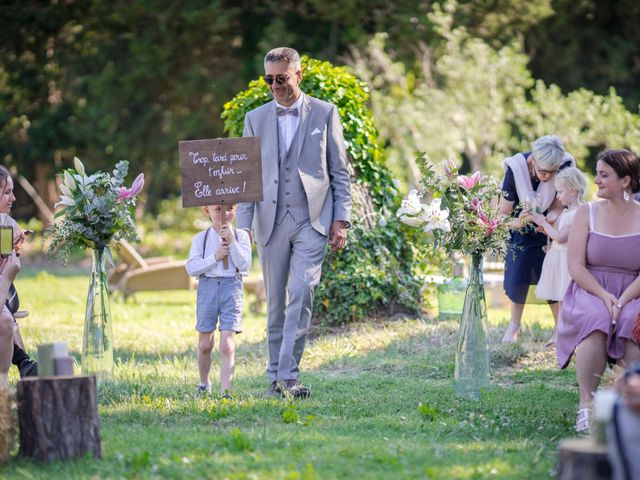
502,152,548,304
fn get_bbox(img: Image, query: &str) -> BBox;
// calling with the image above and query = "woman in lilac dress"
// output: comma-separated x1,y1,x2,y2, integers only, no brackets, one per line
558,149,640,432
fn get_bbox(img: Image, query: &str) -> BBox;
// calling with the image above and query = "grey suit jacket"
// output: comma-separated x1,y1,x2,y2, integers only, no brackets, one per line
236,94,352,246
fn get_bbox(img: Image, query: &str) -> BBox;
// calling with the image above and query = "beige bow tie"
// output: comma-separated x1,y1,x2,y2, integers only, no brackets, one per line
276,107,299,117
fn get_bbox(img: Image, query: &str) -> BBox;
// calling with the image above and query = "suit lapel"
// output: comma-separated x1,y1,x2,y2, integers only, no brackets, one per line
265,102,279,167
294,95,312,162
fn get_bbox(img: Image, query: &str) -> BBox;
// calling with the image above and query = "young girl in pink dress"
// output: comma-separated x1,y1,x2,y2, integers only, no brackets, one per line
527,167,588,345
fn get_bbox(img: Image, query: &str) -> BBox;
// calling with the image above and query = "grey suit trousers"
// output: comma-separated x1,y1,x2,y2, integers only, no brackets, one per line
258,212,327,381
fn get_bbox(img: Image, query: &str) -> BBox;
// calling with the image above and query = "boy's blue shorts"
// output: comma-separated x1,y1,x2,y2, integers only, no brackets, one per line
196,276,243,333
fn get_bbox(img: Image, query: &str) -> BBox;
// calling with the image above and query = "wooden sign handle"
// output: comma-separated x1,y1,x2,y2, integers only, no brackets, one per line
222,204,229,269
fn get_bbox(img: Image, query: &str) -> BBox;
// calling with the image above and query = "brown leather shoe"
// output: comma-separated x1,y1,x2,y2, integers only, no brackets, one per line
283,379,310,399
267,381,280,397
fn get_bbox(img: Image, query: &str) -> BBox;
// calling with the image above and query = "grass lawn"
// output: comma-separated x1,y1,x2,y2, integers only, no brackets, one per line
2,270,580,479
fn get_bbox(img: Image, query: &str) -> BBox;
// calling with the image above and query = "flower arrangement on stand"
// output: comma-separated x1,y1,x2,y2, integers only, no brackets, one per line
47,158,144,378
397,153,511,399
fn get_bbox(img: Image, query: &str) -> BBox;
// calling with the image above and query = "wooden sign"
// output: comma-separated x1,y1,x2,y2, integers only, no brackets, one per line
178,137,263,208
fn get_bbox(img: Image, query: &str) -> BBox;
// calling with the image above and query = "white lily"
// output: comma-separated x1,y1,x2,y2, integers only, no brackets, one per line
73,156,86,176
63,171,76,191
55,195,76,208
397,190,432,227
396,190,423,217
59,184,74,197
423,198,451,232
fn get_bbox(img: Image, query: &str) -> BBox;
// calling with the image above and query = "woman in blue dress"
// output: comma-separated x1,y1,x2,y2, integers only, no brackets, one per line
498,135,575,343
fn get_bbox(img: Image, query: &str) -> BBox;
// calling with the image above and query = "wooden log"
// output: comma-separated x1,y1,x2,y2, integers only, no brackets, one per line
16,375,101,462
557,438,612,480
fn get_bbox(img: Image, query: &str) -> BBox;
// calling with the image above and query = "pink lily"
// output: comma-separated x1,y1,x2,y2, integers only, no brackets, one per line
457,171,481,190
129,173,144,197
469,197,482,212
444,159,458,176
478,212,500,235
117,173,145,202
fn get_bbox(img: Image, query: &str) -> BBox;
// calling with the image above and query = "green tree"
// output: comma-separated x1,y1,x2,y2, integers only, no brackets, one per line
347,0,640,184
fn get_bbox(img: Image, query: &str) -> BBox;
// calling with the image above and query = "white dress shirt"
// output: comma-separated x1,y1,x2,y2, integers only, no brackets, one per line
185,227,252,278
275,93,304,152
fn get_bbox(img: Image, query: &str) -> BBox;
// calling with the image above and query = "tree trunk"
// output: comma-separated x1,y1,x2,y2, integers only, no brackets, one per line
17,375,102,462
557,438,612,480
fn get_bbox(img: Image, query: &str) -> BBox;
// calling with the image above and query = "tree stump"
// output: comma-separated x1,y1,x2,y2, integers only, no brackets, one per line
557,438,611,480
16,375,101,462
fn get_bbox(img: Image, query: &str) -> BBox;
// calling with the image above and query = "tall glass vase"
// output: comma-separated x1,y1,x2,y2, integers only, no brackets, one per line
82,247,113,378
454,253,490,399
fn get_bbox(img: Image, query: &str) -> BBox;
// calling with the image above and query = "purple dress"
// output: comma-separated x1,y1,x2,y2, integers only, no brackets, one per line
558,202,640,369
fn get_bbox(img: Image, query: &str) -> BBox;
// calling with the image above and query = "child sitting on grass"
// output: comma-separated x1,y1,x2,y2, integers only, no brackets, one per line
186,204,251,398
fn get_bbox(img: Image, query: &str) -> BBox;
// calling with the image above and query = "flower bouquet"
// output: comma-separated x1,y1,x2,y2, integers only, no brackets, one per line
397,153,510,399
47,158,144,377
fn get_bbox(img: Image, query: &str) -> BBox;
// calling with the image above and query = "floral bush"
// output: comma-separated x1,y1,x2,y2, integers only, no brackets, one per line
46,157,144,263
397,153,511,258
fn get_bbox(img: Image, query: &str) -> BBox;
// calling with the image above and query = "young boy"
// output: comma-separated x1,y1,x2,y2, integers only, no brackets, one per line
185,204,252,398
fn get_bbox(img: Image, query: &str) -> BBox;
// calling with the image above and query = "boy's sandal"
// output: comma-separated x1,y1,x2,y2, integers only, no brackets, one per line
575,407,591,433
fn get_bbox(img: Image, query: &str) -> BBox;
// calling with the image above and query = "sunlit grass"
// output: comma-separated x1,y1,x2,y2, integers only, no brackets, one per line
3,272,575,479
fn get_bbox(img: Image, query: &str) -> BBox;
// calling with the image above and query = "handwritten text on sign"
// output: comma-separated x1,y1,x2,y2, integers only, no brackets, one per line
179,137,263,207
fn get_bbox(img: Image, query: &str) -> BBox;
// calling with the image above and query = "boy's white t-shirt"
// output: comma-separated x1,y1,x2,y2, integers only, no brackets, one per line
185,227,252,278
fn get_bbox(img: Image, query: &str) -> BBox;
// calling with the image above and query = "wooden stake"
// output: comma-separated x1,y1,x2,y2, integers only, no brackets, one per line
222,204,229,269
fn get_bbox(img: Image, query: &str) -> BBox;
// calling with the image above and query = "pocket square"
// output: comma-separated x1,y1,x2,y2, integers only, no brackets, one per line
311,128,322,136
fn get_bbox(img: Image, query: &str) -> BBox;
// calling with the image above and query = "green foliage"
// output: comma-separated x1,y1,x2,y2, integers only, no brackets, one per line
222,56,428,325
225,428,253,452
347,1,640,184
417,402,439,422
281,404,301,424
317,218,427,324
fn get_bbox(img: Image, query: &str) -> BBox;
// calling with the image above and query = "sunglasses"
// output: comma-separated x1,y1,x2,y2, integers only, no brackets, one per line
262,73,295,85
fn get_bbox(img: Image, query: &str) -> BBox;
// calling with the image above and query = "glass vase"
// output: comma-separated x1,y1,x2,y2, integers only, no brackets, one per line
454,253,490,399
437,260,467,321
82,247,113,378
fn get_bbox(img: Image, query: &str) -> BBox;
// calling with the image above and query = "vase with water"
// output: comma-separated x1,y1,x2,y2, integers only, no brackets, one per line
454,253,490,399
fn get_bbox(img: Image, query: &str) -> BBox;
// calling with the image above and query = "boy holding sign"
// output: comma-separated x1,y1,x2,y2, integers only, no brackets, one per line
186,204,252,398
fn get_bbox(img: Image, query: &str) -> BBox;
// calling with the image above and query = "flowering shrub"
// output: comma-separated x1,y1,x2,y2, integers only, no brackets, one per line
397,153,511,257
46,157,144,262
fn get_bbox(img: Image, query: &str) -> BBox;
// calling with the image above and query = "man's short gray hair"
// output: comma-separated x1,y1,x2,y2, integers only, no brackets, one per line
532,135,565,169
264,47,301,70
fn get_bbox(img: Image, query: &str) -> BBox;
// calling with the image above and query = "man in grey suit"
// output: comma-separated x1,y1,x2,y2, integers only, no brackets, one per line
236,47,351,398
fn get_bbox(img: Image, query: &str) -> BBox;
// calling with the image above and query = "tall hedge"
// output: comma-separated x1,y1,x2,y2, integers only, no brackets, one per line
222,56,425,324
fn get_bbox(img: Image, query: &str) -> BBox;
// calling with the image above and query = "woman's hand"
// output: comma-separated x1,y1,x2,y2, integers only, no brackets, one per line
0,250,21,281
507,216,526,229
12,226,25,255
600,291,620,323
526,212,547,227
